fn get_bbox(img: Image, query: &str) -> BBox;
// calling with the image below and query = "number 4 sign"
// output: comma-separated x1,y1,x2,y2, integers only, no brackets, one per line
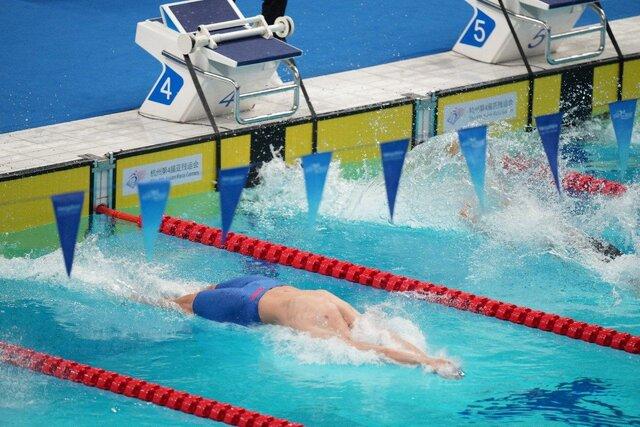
160,79,173,100
460,8,496,48
148,65,184,106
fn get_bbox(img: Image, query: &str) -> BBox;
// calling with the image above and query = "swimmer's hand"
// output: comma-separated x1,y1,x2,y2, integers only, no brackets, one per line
426,358,465,380
459,203,478,226
446,141,460,157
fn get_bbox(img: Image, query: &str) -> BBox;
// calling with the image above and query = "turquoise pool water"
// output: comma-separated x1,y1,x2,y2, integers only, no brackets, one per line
1,116,639,425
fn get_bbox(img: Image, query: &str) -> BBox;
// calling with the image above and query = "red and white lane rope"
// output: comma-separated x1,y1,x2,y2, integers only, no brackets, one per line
563,171,627,196
501,156,628,197
95,205,640,355
0,341,301,426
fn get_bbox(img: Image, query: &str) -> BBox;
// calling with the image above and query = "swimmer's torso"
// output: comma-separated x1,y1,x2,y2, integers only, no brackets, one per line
184,275,357,334
259,287,355,337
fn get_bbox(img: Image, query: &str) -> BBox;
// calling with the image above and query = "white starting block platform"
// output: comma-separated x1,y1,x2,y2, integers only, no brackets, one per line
454,0,606,65
1,13,639,176
137,0,301,125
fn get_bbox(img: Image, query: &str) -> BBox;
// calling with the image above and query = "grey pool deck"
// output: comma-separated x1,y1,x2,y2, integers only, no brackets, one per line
1,15,639,176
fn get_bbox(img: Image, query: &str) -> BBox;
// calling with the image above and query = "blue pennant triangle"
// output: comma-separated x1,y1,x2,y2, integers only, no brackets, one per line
458,125,488,210
609,99,637,175
51,192,85,277
380,139,409,221
219,165,250,244
302,152,332,224
138,180,171,260
535,112,563,194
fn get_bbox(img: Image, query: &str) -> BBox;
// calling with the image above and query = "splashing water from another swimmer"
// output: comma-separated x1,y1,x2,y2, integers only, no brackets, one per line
447,134,627,264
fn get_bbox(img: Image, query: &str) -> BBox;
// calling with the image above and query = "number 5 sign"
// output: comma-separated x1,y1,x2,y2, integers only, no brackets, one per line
460,8,496,48
148,65,184,106
528,28,546,49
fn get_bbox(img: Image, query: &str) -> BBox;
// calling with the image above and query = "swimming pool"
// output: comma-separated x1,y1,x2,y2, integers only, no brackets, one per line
1,115,639,425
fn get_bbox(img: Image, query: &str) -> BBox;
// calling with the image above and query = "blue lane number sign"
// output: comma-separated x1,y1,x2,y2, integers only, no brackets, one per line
460,8,496,48
149,66,184,105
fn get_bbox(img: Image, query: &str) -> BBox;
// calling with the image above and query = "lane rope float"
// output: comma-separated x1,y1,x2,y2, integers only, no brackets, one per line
0,341,301,426
95,205,640,355
562,171,627,196
501,156,628,197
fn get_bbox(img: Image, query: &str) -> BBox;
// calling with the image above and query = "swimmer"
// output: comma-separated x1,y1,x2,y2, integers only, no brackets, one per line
448,139,624,261
170,275,463,379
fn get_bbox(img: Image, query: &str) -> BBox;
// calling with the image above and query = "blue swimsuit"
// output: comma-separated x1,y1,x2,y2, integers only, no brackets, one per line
192,275,284,326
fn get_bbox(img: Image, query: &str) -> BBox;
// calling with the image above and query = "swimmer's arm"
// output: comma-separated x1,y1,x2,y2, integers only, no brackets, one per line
304,326,422,365
304,326,461,379
345,337,429,365
127,292,178,310
380,331,463,378
344,337,460,378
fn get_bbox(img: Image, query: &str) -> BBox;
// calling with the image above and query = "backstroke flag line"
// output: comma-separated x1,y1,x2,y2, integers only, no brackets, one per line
219,165,250,244
380,139,409,221
51,191,84,277
609,99,637,174
138,180,171,260
535,112,563,194
458,125,488,210
302,152,332,224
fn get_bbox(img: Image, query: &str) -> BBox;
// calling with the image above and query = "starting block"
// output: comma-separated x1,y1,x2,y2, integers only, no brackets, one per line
136,0,302,125
453,0,607,65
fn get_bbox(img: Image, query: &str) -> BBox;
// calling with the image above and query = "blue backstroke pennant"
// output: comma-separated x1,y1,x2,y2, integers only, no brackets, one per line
609,99,637,174
458,125,488,210
219,165,250,244
302,152,332,224
535,112,563,194
51,191,84,277
138,180,170,260
380,139,409,221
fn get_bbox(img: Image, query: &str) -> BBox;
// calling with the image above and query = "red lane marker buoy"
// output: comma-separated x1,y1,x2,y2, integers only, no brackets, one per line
562,171,627,196
500,156,628,197
95,205,640,355
0,341,301,426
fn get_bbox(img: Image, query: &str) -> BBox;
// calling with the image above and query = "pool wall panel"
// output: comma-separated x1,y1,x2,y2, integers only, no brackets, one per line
533,75,562,117
0,165,91,233
114,141,215,209
249,125,286,184
436,81,530,135
622,59,640,100
560,66,594,123
592,63,620,116
221,135,251,169
284,123,314,164
317,105,413,163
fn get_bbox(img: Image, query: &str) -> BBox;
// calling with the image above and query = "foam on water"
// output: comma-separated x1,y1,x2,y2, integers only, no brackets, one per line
0,235,205,302
0,236,209,342
265,302,456,373
247,122,640,288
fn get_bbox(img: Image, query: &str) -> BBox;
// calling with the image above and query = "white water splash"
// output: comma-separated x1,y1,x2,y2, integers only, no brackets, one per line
246,126,640,288
0,235,206,302
265,303,453,373
0,235,211,342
